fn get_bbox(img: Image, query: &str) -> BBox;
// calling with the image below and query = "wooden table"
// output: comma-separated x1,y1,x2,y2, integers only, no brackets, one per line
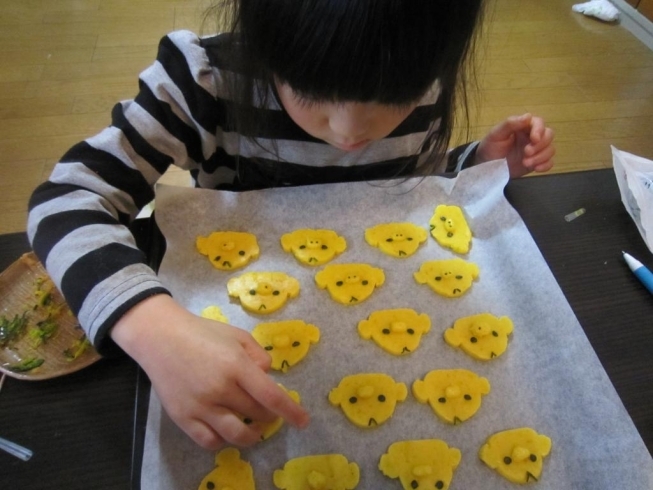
1,169,652,489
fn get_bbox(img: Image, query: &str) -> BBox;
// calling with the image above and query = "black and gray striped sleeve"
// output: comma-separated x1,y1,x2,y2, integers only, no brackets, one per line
26,31,219,353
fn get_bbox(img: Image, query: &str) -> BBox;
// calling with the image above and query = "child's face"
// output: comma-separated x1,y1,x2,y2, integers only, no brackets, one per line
276,80,418,152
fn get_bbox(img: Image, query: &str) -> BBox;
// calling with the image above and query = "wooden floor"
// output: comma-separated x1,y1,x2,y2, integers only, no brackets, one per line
1,0,652,235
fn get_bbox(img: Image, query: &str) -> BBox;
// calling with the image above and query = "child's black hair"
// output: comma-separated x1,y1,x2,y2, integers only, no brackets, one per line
205,0,485,176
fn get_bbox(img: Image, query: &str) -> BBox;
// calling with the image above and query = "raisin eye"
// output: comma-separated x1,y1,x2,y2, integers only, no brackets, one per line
408,237,413,241
213,256,221,261
504,456,512,465
206,482,215,490
455,275,462,279
530,454,537,462
411,481,419,489
407,328,414,335
435,276,442,281
435,482,444,489
470,337,477,343
447,232,453,237
243,418,252,424
292,341,300,347
382,328,390,334
464,394,472,400
336,281,343,286
265,346,273,351
238,250,245,256
349,397,357,404
249,289,256,295
438,397,446,403
321,245,328,250
273,290,280,295
378,395,386,402
386,238,393,242
492,331,498,337
299,245,306,249
362,280,368,285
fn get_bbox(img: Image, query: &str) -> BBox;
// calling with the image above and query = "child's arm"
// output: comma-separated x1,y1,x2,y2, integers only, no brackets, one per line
111,294,309,449
475,113,555,178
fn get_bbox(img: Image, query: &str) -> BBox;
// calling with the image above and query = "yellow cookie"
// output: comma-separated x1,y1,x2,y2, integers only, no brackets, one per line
239,385,301,441
329,373,407,428
412,369,490,425
479,428,552,484
413,258,479,297
200,305,228,323
445,313,514,360
379,439,461,490
357,308,431,356
429,205,472,254
196,231,259,270
315,263,385,305
197,448,255,490
281,228,347,266
364,222,428,258
273,454,360,490
227,272,300,314
252,320,320,372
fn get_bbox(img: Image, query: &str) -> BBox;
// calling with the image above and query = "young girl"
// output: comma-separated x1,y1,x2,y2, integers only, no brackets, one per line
27,0,554,451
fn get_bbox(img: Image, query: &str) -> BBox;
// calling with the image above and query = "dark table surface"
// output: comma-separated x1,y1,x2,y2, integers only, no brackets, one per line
1,168,652,489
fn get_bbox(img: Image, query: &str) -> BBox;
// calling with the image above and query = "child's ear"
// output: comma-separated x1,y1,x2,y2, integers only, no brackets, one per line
364,228,380,246
412,379,427,402
395,382,408,401
418,313,431,333
315,269,328,288
196,236,209,255
449,447,462,467
280,232,297,252
499,316,514,335
335,236,347,253
374,268,385,286
307,324,320,343
357,319,373,339
328,386,343,405
413,270,427,284
444,328,462,346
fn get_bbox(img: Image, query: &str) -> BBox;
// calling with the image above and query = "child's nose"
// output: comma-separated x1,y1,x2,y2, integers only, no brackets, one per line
328,104,369,138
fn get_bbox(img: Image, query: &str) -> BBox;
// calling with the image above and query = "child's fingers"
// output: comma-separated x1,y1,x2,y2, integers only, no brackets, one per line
524,143,556,170
240,334,273,372
201,407,264,447
185,419,226,451
491,113,532,141
240,369,310,428
220,387,280,424
524,126,554,156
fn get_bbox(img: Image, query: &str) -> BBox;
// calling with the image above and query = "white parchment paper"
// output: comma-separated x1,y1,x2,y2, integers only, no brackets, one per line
141,160,653,489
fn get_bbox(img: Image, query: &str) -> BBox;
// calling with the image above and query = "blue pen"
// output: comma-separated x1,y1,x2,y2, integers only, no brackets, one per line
622,251,653,295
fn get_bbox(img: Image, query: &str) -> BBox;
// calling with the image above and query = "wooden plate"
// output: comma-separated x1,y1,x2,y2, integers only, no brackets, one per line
0,252,101,380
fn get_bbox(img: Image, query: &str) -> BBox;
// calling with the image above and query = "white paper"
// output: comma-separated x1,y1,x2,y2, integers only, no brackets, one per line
613,146,653,254
141,159,653,489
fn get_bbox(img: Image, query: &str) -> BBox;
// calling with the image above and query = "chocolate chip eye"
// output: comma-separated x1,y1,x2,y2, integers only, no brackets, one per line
214,256,221,261
206,482,215,490
292,341,300,347
265,345,273,351
407,328,415,335
492,331,498,337
464,394,472,400
378,395,386,402
411,480,419,489
504,456,512,465
455,275,463,279
273,290,280,295
435,276,442,281
386,238,393,242
249,289,256,295
382,328,390,334
440,217,446,221
238,250,245,256
530,454,537,462
435,482,444,489
438,397,446,403
299,245,306,249
447,232,453,237
321,245,328,250
362,280,368,285
408,237,413,241
349,397,357,404
336,281,343,286
470,337,477,343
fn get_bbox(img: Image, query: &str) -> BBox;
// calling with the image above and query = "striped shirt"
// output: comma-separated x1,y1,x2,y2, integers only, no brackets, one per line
27,30,478,353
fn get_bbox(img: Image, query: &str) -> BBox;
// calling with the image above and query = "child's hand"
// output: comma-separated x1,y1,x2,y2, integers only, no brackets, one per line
475,113,555,178
111,294,310,450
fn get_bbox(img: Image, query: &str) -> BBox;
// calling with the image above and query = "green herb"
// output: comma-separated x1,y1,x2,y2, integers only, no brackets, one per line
64,336,91,361
7,357,44,373
28,319,59,347
0,312,29,347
